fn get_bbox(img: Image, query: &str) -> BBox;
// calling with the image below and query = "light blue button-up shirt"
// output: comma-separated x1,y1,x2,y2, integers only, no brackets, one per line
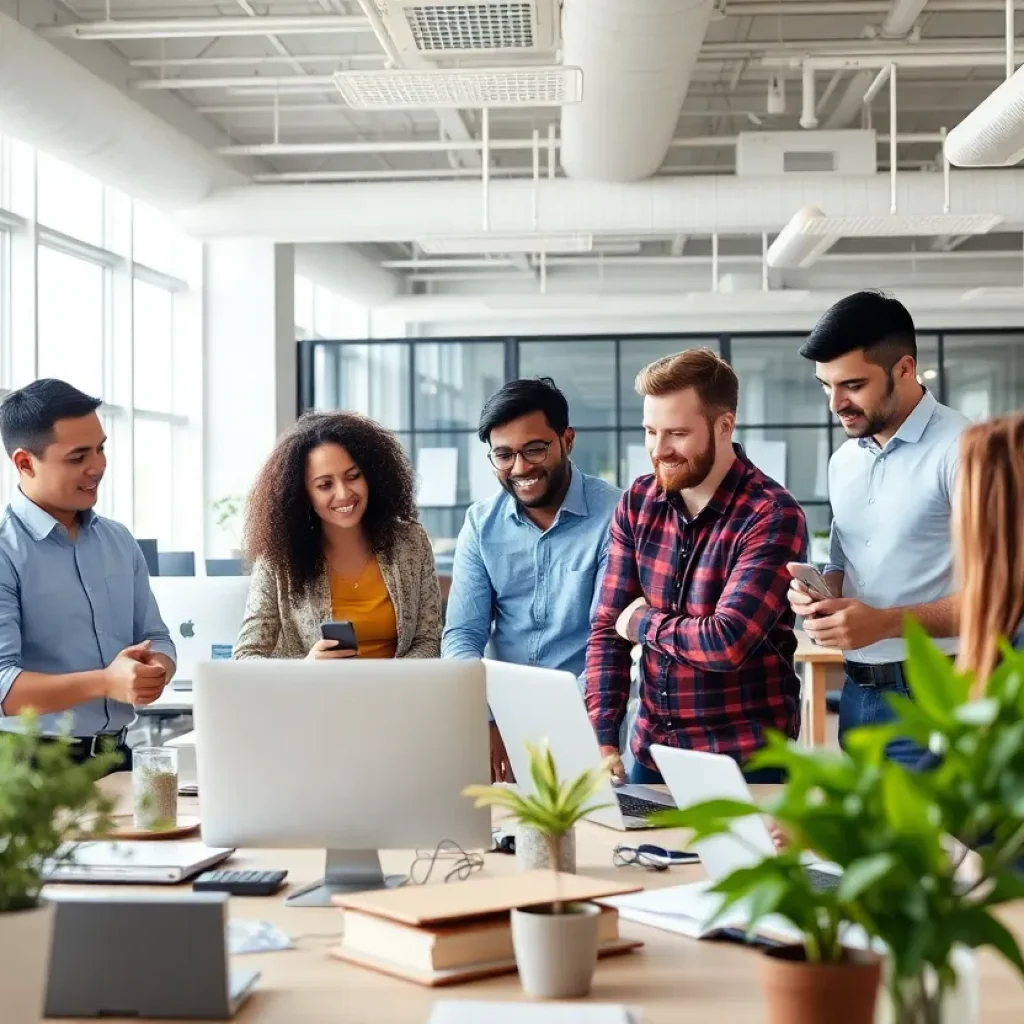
442,464,621,678
826,389,968,664
0,491,176,738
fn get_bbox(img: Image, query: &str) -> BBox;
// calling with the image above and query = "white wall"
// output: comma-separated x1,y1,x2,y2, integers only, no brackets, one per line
203,241,296,556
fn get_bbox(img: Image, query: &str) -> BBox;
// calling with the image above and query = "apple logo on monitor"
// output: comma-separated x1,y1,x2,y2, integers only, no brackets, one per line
180,621,195,640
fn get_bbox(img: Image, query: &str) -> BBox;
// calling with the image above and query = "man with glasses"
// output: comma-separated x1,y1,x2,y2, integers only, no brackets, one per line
443,377,621,781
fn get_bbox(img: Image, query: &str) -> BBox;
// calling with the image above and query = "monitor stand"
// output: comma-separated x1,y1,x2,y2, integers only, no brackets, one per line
285,850,405,907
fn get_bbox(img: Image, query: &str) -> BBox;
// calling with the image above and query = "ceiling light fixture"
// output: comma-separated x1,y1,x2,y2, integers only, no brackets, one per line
417,233,593,255
39,15,367,40
944,64,1024,166
333,66,583,110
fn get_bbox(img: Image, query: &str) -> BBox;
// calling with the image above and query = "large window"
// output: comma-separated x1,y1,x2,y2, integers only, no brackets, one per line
301,330,1024,554
0,133,202,553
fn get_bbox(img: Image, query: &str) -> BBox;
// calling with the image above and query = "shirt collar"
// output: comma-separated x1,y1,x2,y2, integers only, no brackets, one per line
653,443,750,520
11,489,95,541
505,460,588,523
858,388,937,451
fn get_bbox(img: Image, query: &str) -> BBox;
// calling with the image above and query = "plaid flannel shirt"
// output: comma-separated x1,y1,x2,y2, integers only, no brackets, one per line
585,445,806,769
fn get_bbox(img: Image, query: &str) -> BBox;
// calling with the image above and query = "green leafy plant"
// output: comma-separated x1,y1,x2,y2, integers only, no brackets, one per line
651,620,1024,1023
463,740,613,913
0,714,119,913
212,495,243,547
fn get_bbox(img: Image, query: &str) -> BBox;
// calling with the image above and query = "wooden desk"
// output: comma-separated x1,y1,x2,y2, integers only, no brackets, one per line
794,632,844,747
54,776,1022,1024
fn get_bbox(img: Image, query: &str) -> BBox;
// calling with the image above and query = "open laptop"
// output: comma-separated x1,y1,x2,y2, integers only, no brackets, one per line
484,660,675,830
650,744,841,890
42,841,233,884
45,890,259,1019
149,576,251,691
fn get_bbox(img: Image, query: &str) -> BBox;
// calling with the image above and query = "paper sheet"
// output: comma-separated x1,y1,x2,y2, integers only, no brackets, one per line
626,445,651,484
744,438,788,487
416,447,459,507
429,1002,639,1024
469,439,501,503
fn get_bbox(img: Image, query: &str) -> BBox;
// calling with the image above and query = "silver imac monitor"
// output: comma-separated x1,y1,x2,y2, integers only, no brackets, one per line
192,659,491,906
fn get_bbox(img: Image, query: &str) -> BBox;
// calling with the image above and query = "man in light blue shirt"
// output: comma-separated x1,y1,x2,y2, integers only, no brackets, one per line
0,379,176,772
789,292,967,763
442,377,621,780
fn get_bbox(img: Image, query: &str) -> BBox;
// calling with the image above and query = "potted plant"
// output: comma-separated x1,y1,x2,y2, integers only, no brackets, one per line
212,494,244,558
651,620,1024,1024
0,716,118,1024
463,741,614,998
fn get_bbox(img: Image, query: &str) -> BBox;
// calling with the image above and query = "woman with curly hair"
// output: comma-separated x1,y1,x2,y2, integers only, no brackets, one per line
233,411,441,660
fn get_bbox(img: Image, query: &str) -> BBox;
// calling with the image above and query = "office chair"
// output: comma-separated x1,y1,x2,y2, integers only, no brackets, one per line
157,552,196,577
206,558,245,577
135,539,159,577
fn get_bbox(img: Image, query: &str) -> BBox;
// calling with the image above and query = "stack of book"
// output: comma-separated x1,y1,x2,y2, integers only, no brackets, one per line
330,871,644,986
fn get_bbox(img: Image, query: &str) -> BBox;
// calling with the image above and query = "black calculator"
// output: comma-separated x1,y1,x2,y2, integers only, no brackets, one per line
192,869,288,896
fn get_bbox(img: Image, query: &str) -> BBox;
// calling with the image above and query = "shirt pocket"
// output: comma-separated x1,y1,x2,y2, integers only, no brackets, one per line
104,571,136,645
485,545,536,600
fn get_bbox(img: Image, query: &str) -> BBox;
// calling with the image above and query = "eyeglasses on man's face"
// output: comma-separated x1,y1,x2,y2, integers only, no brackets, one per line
487,440,554,471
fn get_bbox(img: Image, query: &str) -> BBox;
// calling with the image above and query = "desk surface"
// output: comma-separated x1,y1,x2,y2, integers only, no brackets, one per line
53,775,1023,1024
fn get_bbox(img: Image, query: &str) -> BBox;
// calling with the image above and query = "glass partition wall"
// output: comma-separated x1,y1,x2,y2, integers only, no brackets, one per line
298,331,1024,556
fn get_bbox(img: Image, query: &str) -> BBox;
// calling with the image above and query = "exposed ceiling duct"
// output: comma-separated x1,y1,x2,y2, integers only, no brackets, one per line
822,0,929,129
945,63,1024,166
558,0,716,181
175,170,1019,243
0,12,241,210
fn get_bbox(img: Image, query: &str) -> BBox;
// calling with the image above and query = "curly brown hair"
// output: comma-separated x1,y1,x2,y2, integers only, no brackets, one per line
243,411,418,598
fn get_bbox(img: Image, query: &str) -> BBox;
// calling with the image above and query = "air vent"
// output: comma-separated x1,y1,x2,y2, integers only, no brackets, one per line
334,66,583,109
783,151,836,173
802,213,1003,237
407,2,533,51
417,233,593,255
375,0,560,56
736,130,877,177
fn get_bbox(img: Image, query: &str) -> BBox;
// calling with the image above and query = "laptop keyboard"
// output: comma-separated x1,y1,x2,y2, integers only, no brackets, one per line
616,792,670,820
807,866,841,893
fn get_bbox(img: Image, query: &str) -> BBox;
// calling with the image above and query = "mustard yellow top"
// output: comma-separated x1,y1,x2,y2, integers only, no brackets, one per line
329,557,398,660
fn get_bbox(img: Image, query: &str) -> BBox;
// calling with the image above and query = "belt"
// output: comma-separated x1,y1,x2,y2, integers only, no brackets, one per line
844,660,906,688
39,729,128,758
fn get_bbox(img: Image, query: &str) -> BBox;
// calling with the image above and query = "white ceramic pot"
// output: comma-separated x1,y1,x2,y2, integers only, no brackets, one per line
0,900,55,1024
510,901,601,999
515,826,576,874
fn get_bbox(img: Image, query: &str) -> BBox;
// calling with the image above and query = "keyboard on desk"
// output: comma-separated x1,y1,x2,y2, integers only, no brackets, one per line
807,866,841,893
616,792,670,820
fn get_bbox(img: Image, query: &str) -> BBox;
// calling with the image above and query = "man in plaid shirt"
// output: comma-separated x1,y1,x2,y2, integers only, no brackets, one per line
585,349,806,785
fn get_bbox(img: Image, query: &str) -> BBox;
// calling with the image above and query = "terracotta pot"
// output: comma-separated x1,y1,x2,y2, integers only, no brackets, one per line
758,945,883,1024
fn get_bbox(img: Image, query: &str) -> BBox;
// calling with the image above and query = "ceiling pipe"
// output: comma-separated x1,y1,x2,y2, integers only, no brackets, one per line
39,14,369,39
215,130,945,158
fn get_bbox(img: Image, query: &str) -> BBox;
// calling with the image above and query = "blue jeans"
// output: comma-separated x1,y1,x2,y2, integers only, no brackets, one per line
838,675,924,766
630,756,786,786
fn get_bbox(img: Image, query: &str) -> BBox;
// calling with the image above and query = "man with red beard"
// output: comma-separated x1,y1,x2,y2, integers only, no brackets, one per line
585,348,806,785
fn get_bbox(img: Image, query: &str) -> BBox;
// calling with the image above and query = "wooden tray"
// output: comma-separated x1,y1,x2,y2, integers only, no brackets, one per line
91,814,201,841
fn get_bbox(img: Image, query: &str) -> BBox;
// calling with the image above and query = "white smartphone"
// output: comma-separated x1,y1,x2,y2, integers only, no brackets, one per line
787,562,834,600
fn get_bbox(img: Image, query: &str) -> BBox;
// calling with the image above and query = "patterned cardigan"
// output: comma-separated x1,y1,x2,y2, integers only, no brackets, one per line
233,522,442,660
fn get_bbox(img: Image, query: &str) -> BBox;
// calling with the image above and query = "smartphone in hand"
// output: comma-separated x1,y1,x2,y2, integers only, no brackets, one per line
320,620,358,652
787,562,833,600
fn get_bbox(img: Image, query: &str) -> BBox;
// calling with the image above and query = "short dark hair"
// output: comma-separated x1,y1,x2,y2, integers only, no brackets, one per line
0,379,102,457
800,290,917,369
477,377,570,444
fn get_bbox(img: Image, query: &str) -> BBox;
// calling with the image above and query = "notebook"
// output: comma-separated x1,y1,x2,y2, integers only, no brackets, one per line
429,1002,641,1023
332,870,641,925
42,841,233,884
